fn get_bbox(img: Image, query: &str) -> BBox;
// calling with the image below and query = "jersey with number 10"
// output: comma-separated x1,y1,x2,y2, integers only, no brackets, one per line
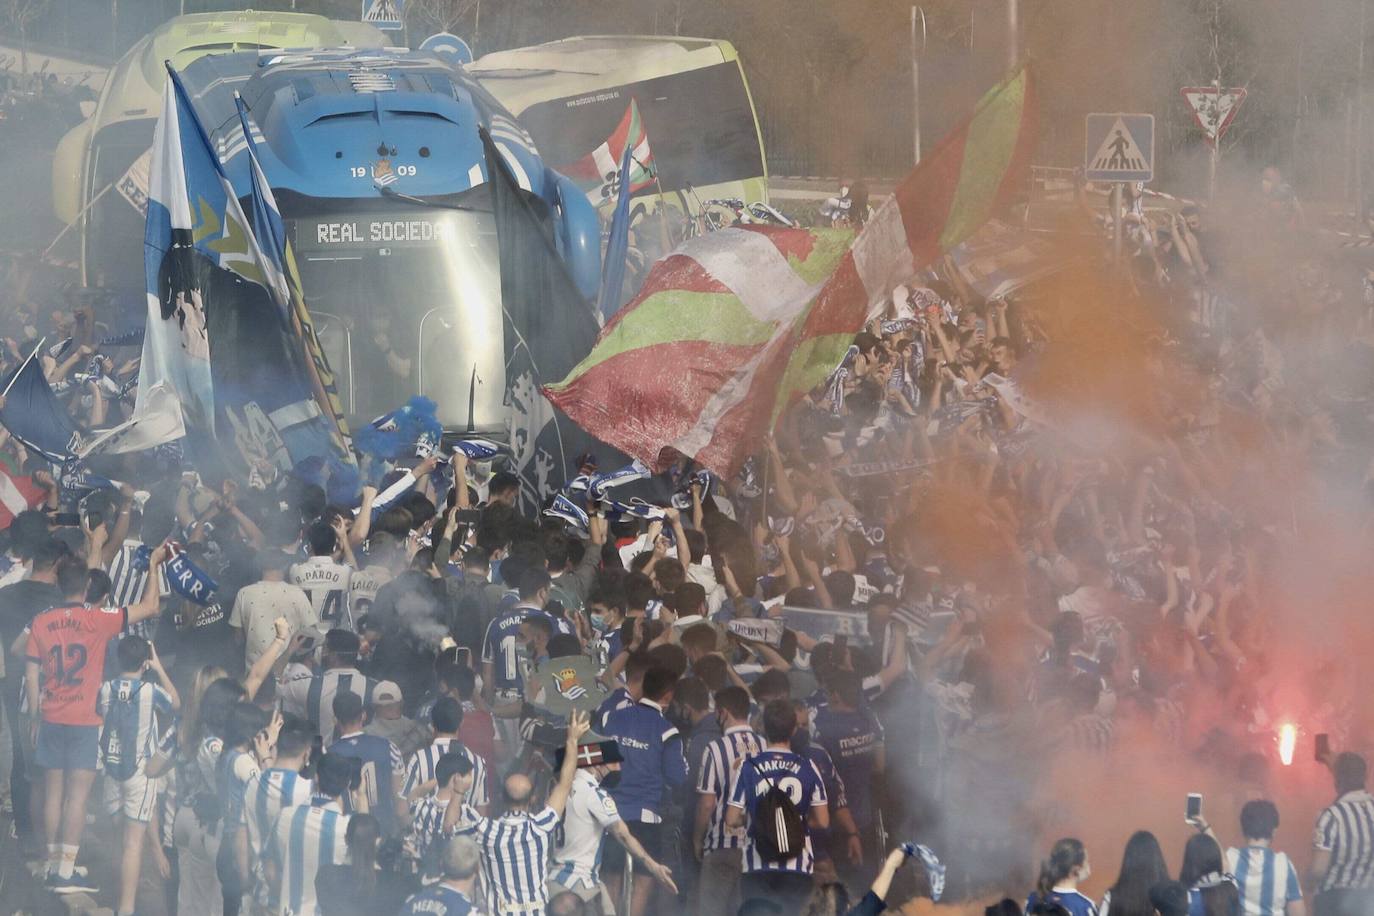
26,604,127,726
481,608,529,691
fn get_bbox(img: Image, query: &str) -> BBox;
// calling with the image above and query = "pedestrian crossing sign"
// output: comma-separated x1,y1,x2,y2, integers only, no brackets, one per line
1084,113,1154,183
361,0,403,31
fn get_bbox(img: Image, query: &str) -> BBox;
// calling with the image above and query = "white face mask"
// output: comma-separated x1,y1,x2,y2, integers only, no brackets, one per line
1076,863,1091,884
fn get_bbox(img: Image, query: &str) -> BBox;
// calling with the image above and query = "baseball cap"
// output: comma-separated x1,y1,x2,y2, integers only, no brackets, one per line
374,681,403,705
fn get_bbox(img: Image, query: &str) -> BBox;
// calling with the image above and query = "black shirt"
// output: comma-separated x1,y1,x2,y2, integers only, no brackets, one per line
0,579,62,664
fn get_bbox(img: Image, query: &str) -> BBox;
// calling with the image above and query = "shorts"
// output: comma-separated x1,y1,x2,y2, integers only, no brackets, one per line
104,770,159,822
600,821,663,873
35,722,99,771
546,879,613,915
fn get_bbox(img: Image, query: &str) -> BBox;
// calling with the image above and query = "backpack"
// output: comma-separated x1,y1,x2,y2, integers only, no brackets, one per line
750,772,806,863
100,680,145,782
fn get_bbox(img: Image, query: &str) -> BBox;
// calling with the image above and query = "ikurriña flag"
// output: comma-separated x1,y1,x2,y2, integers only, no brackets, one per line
544,65,1036,476
554,98,656,206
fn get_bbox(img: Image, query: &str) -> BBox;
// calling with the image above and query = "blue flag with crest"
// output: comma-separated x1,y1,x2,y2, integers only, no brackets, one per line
0,345,83,463
119,64,354,480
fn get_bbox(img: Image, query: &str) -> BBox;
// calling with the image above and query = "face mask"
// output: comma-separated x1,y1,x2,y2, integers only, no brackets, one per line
789,730,811,753
589,614,606,633
600,769,622,790
1077,864,1091,883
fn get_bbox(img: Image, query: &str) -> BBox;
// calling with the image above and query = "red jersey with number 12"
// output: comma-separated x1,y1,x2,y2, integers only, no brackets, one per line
25,604,127,726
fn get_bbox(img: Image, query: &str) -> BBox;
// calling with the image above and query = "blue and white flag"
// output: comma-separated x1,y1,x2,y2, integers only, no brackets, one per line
129,65,236,453
0,344,83,462
232,94,355,470
59,460,117,497
596,140,636,321
111,66,352,484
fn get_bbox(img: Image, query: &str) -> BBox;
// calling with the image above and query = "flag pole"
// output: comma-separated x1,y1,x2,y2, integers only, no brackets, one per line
2,337,47,400
632,154,673,254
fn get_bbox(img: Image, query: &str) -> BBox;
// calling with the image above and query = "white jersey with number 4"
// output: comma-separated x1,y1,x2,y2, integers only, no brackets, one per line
290,556,354,629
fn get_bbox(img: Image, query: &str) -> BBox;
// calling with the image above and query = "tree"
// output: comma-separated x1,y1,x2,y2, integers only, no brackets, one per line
406,0,480,36
0,0,52,71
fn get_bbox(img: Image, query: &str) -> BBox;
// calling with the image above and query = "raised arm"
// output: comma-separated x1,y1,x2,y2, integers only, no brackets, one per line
147,643,181,712
866,846,913,907
546,711,591,818
243,618,292,701
348,485,378,547
127,545,169,626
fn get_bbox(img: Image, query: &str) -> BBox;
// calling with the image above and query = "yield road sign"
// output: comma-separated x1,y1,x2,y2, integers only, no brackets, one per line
1084,113,1154,183
1181,86,1247,146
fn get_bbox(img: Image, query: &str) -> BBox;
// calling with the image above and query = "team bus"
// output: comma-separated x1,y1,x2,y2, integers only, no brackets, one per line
469,36,769,234
167,47,600,429
51,10,385,288
51,15,602,430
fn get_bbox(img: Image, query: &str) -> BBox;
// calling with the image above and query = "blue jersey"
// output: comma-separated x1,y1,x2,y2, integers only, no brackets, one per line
328,731,403,835
271,798,350,916
594,686,633,731
96,676,176,781
1026,890,1099,916
601,699,688,823
218,747,261,829
795,740,845,862
696,726,764,852
481,608,529,691
246,767,314,859
1226,846,1302,916
407,793,459,879
728,748,827,875
245,768,313,910
402,736,489,809
397,883,475,915
456,803,559,914
813,705,884,828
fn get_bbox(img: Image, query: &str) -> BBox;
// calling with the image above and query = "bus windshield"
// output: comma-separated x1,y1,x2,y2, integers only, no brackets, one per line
285,200,507,430
518,61,764,193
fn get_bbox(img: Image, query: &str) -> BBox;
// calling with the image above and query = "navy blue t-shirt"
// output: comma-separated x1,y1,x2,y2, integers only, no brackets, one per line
813,705,884,828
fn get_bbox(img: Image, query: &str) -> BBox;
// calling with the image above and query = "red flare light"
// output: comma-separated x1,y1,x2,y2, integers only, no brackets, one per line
1278,723,1298,766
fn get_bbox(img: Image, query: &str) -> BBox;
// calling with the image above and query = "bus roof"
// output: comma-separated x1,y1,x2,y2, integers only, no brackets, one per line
468,35,739,115
92,12,385,132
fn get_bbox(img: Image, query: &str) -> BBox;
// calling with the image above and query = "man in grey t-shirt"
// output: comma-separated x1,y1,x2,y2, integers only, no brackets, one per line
229,550,317,669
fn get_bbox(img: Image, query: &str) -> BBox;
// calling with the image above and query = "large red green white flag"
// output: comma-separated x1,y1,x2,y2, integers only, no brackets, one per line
545,66,1036,475
554,98,656,205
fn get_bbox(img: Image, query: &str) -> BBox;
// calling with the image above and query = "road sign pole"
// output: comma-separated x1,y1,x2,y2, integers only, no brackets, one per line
1208,80,1220,202
1112,183,1123,269
1357,0,1368,221
911,6,924,166
1208,141,1218,202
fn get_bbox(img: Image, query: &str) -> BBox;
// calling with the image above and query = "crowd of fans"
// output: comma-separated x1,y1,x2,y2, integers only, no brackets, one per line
0,164,1368,916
